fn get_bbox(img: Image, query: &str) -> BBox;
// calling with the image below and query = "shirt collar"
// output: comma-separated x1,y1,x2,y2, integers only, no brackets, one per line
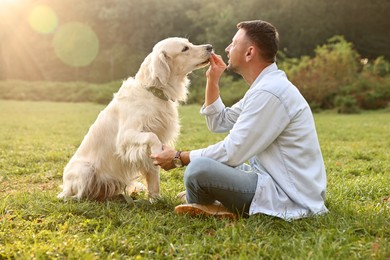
250,63,278,88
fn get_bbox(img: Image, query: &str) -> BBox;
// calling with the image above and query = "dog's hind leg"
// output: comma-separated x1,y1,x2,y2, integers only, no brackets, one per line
58,160,96,200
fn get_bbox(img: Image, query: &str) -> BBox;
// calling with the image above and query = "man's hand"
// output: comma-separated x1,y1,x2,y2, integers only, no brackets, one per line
150,145,176,171
206,53,227,84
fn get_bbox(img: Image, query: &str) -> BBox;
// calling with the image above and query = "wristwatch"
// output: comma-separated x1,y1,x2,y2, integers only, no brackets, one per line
173,151,183,168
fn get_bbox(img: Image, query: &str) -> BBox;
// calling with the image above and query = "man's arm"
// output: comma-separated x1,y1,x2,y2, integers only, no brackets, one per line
205,54,226,106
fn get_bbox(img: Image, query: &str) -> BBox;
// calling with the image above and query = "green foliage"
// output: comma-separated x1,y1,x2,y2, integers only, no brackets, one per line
0,74,248,107
282,36,360,109
1,35,389,112
280,36,390,112
1,0,389,82
0,100,389,258
343,75,390,110
365,56,390,77
0,80,121,105
334,95,359,114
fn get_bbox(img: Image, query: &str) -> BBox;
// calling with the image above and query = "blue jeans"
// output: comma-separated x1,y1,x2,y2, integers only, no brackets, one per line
184,157,258,215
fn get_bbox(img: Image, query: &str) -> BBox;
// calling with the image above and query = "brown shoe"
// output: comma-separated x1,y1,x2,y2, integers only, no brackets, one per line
174,203,237,219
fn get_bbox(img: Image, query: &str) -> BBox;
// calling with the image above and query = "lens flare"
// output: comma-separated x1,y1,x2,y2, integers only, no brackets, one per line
2,0,20,4
53,22,99,67
28,5,58,34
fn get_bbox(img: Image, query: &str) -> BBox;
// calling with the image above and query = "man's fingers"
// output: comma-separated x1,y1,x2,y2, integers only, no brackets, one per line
210,53,221,62
210,54,226,68
209,54,216,66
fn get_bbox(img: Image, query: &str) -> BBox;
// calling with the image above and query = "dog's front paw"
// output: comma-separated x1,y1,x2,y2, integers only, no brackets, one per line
150,143,163,155
57,191,75,201
57,192,65,199
148,193,162,204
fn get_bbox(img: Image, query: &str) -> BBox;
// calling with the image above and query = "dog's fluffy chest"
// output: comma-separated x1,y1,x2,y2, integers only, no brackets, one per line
142,104,179,143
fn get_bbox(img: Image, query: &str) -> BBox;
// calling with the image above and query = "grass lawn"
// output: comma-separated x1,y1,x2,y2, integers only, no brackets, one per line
0,100,389,259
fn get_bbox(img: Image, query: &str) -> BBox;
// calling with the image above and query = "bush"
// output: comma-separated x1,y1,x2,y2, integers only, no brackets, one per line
334,95,359,114
355,78,390,110
338,71,390,111
0,80,121,105
371,56,390,77
281,36,361,110
280,36,390,112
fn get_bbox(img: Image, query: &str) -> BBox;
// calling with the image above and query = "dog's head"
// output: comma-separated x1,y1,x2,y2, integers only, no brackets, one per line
150,37,213,85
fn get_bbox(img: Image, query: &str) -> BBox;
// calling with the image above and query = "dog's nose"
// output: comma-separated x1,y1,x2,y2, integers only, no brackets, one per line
206,44,213,52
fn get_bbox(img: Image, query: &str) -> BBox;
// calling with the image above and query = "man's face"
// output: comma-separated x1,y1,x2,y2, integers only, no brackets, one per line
225,29,251,74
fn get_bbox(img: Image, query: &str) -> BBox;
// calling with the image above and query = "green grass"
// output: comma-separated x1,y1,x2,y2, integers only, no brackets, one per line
0,100,389,259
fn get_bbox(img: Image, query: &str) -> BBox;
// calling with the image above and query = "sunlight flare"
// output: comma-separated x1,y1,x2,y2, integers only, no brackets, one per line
28,5,58,34
53,22,99,67
1,0,21,3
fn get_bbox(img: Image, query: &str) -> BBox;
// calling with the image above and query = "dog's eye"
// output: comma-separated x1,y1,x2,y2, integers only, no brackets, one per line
181,46,189,52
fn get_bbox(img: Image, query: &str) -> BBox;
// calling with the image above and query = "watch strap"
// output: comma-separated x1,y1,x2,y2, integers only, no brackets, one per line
175,151,182,160
174,150,183,168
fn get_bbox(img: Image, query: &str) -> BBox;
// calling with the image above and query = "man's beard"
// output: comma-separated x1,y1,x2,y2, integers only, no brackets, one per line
227,62,238,73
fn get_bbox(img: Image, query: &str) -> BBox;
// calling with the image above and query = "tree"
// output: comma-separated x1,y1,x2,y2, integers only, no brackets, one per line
1,0,389,82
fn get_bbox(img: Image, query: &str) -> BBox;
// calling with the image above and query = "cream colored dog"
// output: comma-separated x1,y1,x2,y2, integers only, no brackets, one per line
58,37,212,201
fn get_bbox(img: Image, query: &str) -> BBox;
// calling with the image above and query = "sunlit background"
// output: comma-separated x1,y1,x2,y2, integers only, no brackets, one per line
0,0,389,83
27,5,99,68
28,5,58,34
0,0,105,81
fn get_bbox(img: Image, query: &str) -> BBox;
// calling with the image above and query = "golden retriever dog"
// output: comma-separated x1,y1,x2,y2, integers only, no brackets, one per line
58,37,212,201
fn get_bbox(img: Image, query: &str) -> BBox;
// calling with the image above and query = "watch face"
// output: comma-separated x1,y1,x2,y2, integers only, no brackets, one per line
174,158,182,168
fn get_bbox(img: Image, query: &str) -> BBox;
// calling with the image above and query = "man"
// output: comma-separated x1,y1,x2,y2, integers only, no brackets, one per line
150,20,328,220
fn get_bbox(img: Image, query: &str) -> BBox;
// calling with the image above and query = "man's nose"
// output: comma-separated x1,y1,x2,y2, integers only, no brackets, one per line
225,44,231,54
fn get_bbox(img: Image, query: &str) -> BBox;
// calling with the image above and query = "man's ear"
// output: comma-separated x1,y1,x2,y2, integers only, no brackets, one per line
245,46,255,62
151,51,170,85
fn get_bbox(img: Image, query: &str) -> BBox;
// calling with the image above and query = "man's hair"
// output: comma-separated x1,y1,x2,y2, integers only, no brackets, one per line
237,20,279,63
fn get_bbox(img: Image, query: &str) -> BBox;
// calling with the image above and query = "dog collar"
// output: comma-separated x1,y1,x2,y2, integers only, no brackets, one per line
146,86,172,101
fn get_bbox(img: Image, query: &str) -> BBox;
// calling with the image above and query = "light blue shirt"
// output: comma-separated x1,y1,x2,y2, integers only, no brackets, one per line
190,63,328,220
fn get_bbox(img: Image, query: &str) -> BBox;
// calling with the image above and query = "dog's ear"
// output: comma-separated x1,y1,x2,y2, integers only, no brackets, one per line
151,51,170,85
